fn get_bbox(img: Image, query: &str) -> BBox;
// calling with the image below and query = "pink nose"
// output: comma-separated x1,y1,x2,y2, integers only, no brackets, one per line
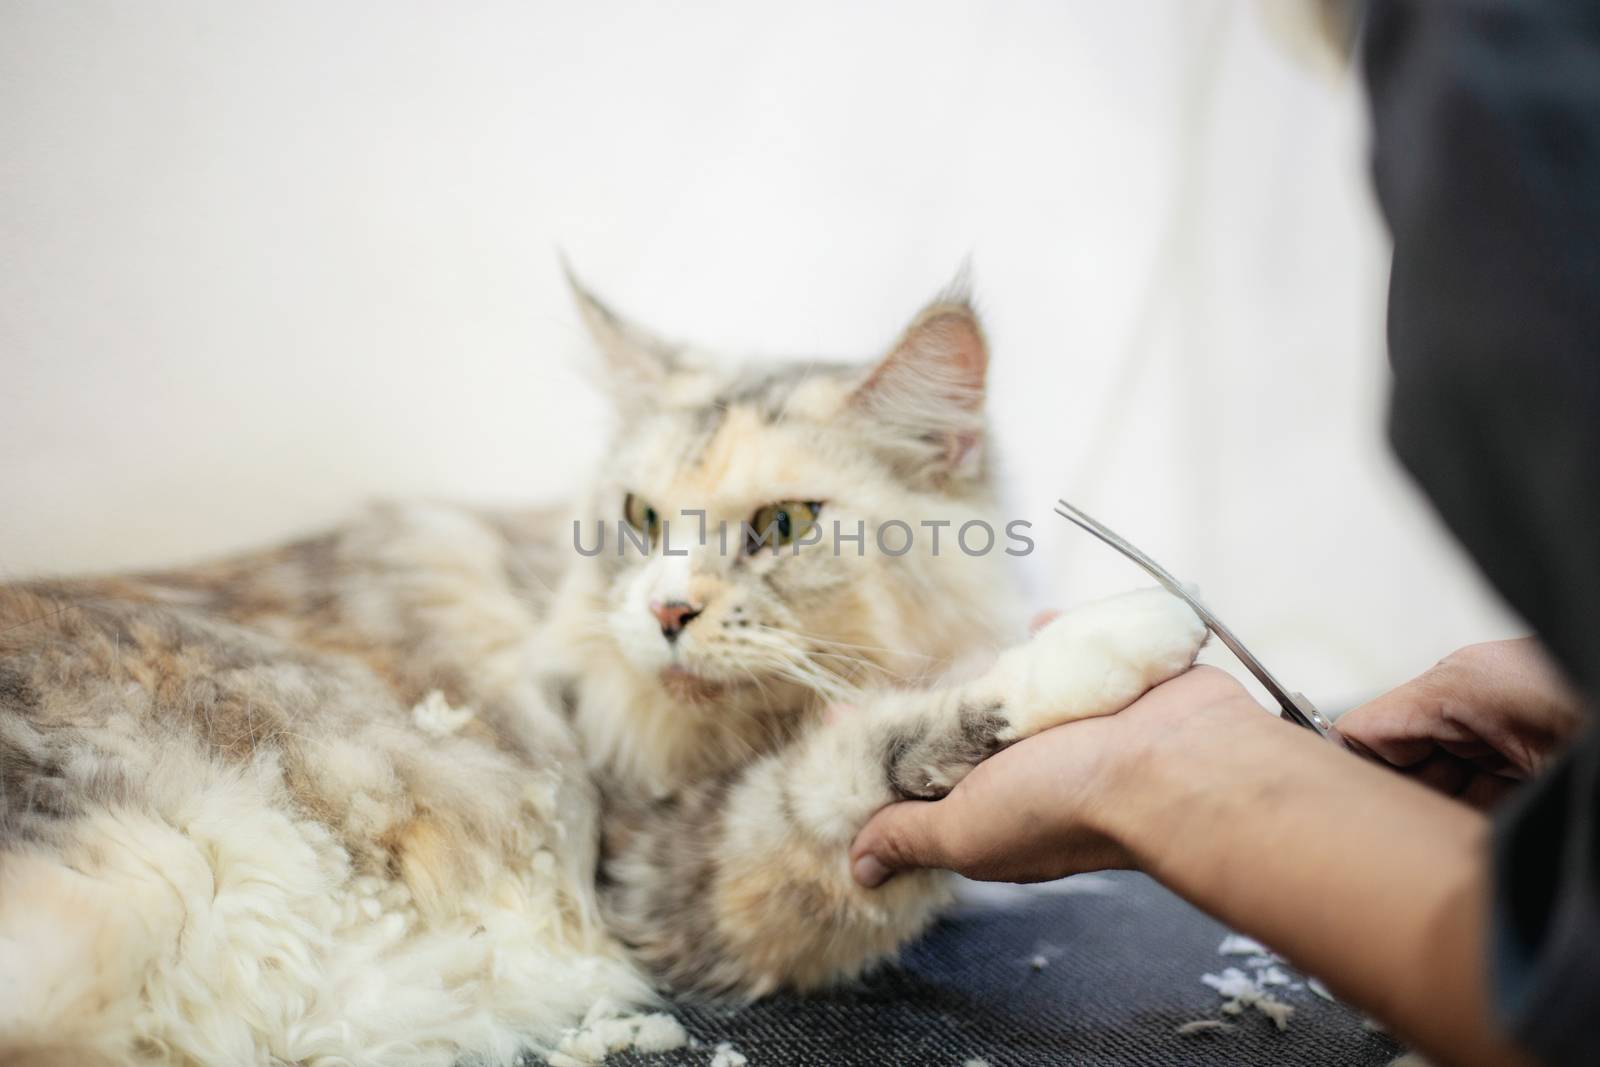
649,599,703,641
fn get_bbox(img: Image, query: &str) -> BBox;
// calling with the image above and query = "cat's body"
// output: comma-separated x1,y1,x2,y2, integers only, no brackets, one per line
0,281,1206,1066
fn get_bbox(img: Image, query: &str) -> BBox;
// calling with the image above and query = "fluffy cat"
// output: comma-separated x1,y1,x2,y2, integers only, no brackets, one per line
0,276,1205,1066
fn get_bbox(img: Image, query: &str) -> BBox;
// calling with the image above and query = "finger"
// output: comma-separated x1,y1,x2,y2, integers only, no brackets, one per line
1394,749,1522,809
1459,771,1521,811
849,800,947,888
1400,748,1475,796
1334,679,1450,768
1435,737,1518,774
1334,731,1387,764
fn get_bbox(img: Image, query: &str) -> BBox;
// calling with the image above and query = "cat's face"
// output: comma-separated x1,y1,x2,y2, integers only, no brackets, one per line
570,275,1019,713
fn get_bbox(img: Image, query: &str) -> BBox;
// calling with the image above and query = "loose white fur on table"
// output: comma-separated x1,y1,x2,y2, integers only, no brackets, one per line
1180,933,1319,1036
546,999,689,1065
1174,1020,1235,1035
1217,934,1271,957
1203,967,1297,1031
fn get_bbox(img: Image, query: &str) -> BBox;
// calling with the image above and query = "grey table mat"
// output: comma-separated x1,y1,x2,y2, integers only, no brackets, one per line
608,872,1404,1067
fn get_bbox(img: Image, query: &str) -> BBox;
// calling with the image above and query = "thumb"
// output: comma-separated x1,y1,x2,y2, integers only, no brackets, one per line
849,799,949,889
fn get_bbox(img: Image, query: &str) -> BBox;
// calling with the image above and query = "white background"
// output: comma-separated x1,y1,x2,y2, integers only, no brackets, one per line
1,1,1521,707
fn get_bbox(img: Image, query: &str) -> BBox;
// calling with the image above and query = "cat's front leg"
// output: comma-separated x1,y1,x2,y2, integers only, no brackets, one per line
602,588,1205,995
788,587,1207,837
600,728,965,996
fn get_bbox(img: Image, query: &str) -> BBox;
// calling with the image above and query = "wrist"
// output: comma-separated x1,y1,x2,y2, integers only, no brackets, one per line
1087,693,1287,873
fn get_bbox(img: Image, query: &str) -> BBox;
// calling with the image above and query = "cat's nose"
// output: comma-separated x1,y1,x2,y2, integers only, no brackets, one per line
650,599,703,642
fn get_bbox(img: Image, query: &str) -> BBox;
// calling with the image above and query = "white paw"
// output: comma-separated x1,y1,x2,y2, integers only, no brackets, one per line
1052,587,1209,674
979,588,1207,737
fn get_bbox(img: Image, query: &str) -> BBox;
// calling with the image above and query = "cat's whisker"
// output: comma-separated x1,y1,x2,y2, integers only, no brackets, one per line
795,648,900,686
751,624,941,664
739,625,920,690
758,653,860,704
734,630,882,685
733,664,779,712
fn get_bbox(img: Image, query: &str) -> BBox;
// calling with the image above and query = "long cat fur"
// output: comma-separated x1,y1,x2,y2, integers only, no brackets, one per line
0,277,1205,1065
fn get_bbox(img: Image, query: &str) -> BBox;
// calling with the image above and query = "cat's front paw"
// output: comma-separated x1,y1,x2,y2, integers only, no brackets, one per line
883,699,1014,801
985,588,1207,737
1046,586,1208,675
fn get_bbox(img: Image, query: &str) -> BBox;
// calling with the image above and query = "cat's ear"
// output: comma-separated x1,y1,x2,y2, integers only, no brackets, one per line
563,260,677,404
851,279,988,481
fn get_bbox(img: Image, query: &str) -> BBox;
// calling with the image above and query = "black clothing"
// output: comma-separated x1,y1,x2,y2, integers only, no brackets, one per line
1363,1,1600,1063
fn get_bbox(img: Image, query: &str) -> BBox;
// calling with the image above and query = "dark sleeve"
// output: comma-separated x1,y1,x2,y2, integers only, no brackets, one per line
1361,1,1600,1064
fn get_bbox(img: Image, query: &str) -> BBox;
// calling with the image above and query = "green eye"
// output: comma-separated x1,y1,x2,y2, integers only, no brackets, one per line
746,501,822,553
623,493,660,543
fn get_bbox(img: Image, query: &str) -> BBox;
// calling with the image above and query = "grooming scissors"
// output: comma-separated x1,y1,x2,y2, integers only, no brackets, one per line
1053,498,1334,739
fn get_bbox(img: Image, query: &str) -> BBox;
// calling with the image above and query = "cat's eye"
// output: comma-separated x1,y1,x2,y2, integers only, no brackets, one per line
745,501,823,554
623,493,661,543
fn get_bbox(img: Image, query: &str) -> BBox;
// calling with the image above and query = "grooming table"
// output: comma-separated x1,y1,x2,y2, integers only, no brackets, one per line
608,872,1404,1067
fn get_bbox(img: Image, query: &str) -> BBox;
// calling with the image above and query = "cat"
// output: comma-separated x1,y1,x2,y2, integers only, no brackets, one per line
0,273,1206,1066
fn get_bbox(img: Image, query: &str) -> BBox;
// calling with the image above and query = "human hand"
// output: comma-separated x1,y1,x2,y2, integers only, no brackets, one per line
849,665,1258,887
1334,638,1585,808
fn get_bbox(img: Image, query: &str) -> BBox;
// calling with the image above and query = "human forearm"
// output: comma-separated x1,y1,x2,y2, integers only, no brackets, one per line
1102,697,1530,1067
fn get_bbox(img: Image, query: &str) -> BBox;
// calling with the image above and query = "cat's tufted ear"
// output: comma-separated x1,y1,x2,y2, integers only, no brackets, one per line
563,260,677,406
851,282,988,483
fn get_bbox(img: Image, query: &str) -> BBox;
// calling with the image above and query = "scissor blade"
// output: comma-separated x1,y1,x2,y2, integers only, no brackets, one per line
1052,499,1330,737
